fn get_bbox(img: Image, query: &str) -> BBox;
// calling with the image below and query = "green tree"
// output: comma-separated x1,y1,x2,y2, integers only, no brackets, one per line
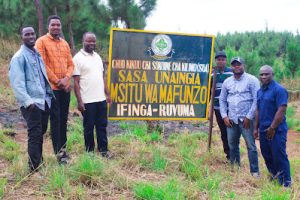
285,38,300,77
0,0,37,38
108,0,157,29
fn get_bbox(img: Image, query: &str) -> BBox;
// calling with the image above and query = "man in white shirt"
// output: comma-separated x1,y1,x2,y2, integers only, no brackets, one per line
73,32,112,157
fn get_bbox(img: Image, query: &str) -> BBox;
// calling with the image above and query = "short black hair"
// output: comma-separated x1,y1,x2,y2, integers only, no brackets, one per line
82,32,96,40
19,25,34,35
47,15,61,26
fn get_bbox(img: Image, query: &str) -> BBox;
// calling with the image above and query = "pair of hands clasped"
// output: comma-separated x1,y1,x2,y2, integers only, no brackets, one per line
223,117,276,140
57,77,70,92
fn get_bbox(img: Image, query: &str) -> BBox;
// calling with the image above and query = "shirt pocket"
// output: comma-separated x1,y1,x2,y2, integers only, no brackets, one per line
25,58,38,81
26,80,38,96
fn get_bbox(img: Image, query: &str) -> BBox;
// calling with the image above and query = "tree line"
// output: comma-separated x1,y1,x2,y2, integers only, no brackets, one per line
215,30,300,80
1,0,299,80
0,0,157,56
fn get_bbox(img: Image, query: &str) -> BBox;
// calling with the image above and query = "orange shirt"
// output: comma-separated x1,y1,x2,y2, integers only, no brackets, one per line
35,33,74,90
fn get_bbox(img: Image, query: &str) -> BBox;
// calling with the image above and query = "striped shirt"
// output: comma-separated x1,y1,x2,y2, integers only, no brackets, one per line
35,33,74,90
219,72,260,124
211,67,233,109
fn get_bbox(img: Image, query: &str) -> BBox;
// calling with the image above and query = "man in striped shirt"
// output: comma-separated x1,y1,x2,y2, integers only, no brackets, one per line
212,51,233,160
36,15,74,164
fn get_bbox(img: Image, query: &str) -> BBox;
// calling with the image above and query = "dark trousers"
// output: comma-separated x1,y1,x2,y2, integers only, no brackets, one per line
50,90,70,154
259,129,291,186
21,105,49,171
214,109,230,159
83,101,108,152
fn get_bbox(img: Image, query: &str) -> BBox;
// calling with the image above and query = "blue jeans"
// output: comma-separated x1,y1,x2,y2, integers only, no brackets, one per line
227,120,259,173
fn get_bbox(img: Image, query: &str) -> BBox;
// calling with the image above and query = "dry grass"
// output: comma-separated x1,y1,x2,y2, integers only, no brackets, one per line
0,121,299,199
0,38,19,109
281,77,300,91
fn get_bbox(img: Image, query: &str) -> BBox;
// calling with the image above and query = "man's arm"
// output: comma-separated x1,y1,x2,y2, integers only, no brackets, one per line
270,106,287,129
103,69,111,104
266,106,286,139
253,108,259,139
35,39,59,86
73,75,85,113
266,87,288,139
9,55,34,108
219,81,232,127
65,44,75,79
246,77,260,120
57,44,74,91
219,81,228,118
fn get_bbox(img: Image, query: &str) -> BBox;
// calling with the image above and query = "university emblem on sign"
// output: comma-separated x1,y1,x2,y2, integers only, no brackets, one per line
148,34,175,60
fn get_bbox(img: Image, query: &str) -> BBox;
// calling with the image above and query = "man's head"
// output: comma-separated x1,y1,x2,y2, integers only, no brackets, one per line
20,26,36,49
47,15,61,38
230,57,245,75
215,51,227,69
259,65,274,85
83,32,96,53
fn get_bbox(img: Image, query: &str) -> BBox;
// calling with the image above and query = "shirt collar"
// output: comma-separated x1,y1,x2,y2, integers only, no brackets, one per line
80,49,94,56
46,33,61,41
262,80,275,90
21,44,38,55
234,72,245,81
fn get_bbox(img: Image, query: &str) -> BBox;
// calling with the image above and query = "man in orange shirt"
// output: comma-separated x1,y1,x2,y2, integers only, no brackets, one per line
36,15,74,164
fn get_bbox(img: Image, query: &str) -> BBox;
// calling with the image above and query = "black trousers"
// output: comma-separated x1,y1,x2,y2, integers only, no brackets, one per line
83,101,108,152
50,90,70,154
214,109,230,159
21,105,49,171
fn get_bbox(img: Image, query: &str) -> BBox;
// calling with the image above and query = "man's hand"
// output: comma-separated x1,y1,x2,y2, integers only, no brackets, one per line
253,129,259,139
106,95,112,105
243,117,250,129
77,101,85,113
223,117,233,128
63,84,71,93
266,126,276,140
57,77,69,89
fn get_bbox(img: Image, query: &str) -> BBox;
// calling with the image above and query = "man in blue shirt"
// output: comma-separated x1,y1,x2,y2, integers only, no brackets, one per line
254,65,291,187
212,51,233,160
9,26,53,172
220,57,260,177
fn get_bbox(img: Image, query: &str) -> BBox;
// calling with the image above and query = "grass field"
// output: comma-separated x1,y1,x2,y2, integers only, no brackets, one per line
0,118,299,199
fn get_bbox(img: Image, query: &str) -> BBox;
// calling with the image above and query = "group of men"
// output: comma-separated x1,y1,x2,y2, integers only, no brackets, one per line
9,15,111,172
8,14,291,188
213,51,291,187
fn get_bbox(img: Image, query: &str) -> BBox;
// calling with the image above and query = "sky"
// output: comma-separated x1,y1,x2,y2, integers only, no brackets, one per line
145,0,299,35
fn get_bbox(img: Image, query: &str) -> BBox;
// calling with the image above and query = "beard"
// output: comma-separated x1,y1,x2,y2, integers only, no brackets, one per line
233,71,244,76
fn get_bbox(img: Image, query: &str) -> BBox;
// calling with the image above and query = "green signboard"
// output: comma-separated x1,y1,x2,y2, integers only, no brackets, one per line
108,28,214,120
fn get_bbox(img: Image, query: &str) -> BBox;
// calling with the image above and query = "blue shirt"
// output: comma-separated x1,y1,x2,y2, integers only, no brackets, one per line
9,45,53,109
211,67,233,109
220,72,260,124
257,80,288,131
